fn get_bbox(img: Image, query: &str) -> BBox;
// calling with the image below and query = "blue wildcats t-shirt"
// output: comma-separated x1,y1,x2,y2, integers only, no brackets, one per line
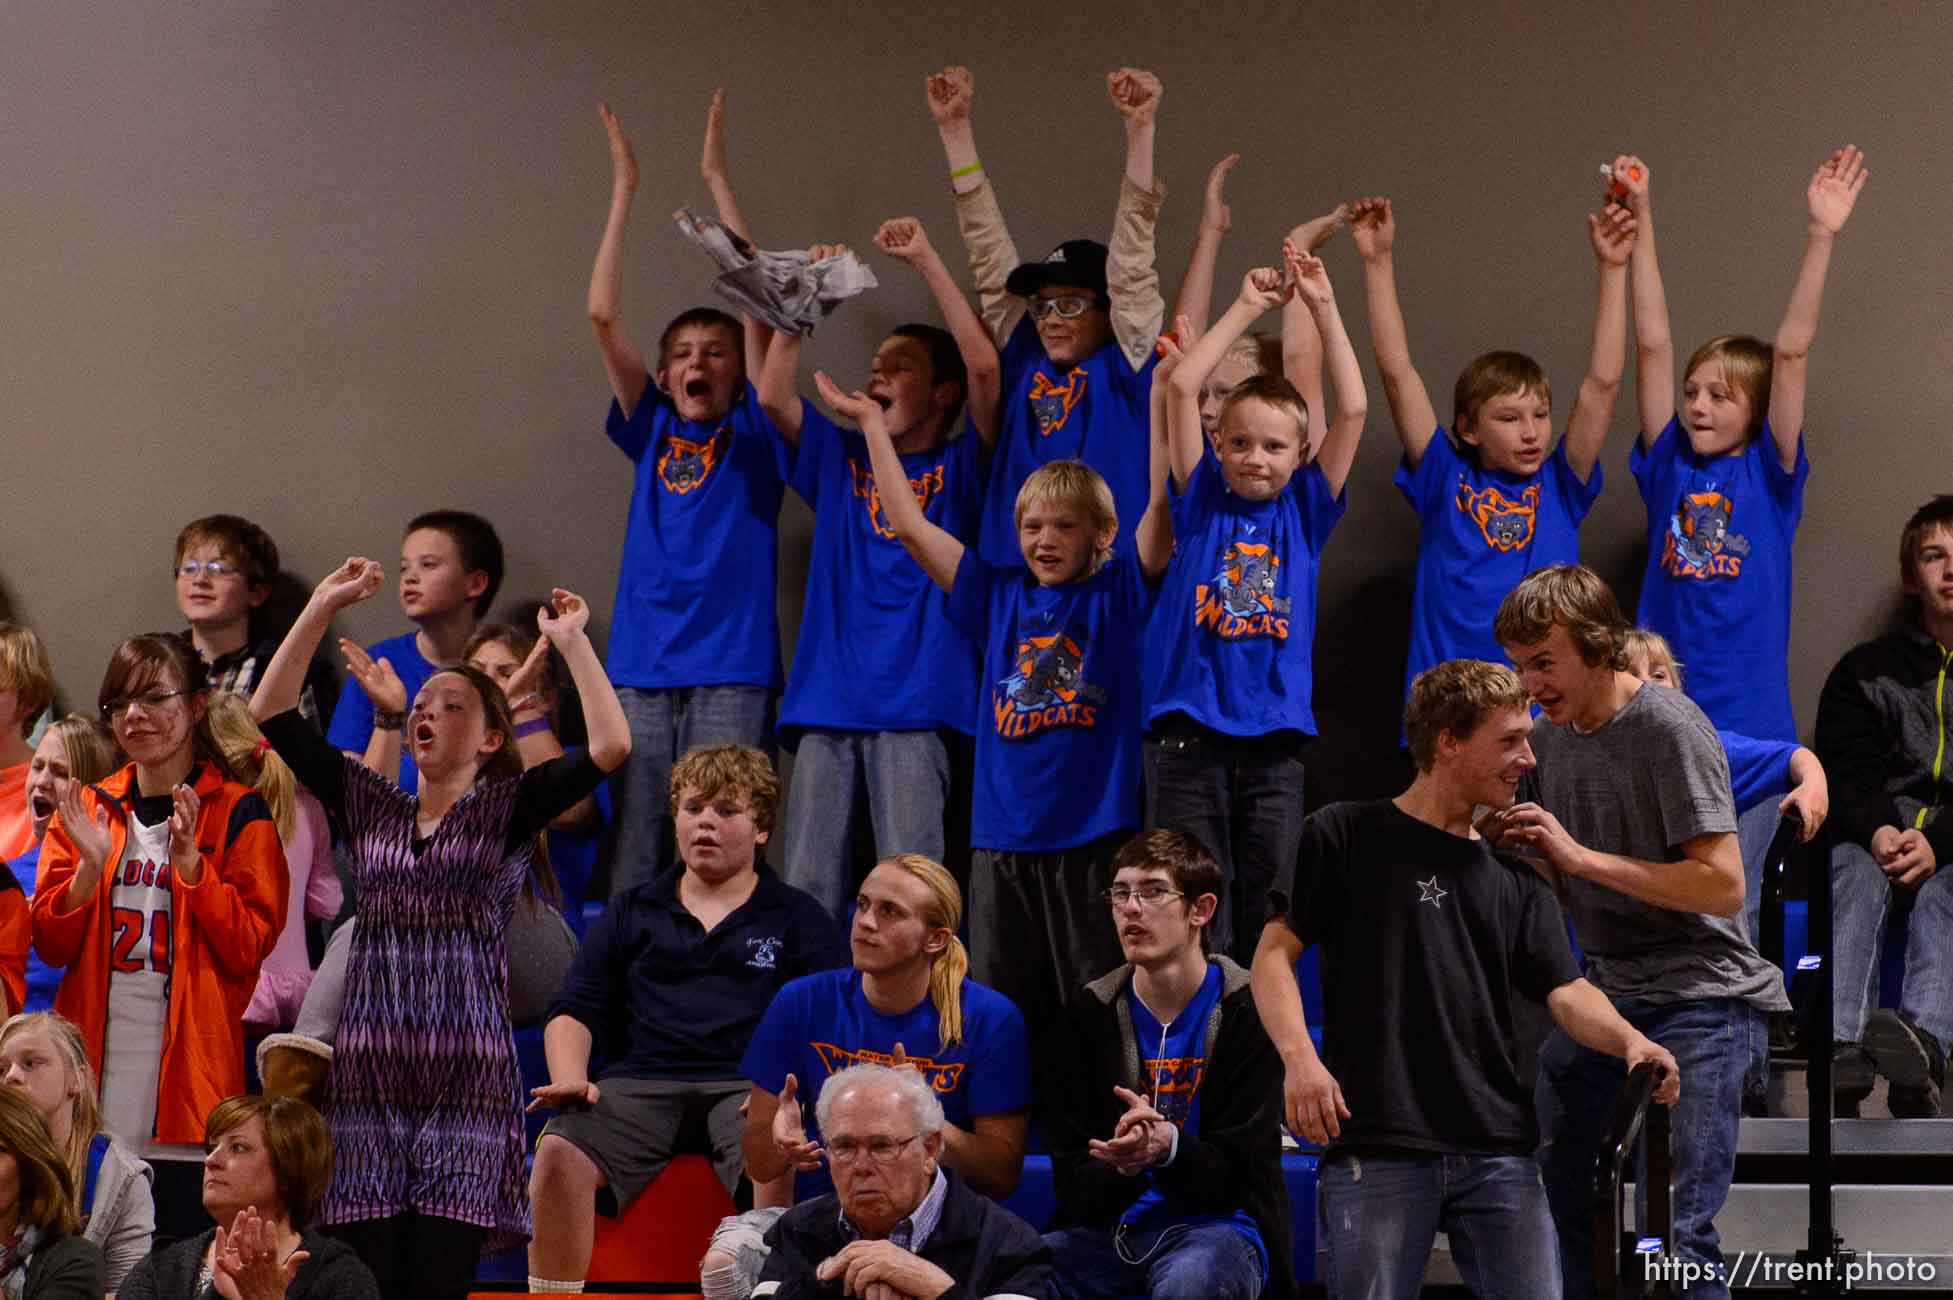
602,380,794,691
1121,963,1267,1281
740,967,1032,1201
1147,455,1345,738
1722,730,1798,814
324,630,436,792
1632,416,1807,741
1398,432,1602,709
978,317,1157,566
779,403,985,744
947,550,1155,852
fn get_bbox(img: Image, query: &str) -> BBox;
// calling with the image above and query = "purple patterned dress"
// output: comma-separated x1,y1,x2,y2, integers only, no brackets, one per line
323,763,533,1246
260,712,602,1252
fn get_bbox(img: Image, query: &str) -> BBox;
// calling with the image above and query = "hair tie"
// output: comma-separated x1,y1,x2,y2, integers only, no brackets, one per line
252,736,271,761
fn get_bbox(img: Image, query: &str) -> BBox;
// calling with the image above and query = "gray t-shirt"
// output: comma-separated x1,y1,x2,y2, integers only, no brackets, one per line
1521,679,1790,1011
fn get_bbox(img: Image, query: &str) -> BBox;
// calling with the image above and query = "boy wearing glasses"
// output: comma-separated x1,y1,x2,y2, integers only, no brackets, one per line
173,514,335,726
926,64,1166,564
1042,829,1286,1300
1251,659,1678,1299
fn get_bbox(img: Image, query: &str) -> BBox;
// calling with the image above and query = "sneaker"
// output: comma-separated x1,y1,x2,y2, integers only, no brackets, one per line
1833,1043,1875,1118
1865,1009,1947,1118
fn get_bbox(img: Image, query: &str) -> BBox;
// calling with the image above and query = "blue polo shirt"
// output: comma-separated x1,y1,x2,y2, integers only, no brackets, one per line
741,967,1032,1201
1632,417,1807,741
779,403,985,744
547,863,846,1081
602,381,794,691
947,550,1156,852
978,317,1156,566
324,630,436,792
1146,455,1345,737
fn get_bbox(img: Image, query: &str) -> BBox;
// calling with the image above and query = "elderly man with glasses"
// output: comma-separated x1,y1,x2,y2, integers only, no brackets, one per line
753,1063,1053,1300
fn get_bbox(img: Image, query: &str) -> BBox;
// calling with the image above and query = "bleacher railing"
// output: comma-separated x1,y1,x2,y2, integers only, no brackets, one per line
1594,1059,1673,1299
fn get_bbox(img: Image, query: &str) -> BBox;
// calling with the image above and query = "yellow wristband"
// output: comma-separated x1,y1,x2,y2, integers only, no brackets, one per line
949,161,982,179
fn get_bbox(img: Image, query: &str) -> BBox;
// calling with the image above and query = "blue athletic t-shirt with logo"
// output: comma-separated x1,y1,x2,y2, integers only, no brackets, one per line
601,381,794,691
947,550,1155,852
740,966,1031,1201
1632,416,1807,741
978,317,1157,566
779,403,984,744
1147,455,1345,737
1398,432,1602,712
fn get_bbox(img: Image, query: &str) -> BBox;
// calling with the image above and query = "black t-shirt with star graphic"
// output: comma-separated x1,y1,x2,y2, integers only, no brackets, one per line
1283,798,1582,1156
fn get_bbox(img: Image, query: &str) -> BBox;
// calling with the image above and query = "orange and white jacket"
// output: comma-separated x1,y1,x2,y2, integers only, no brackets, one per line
32,760,287,1145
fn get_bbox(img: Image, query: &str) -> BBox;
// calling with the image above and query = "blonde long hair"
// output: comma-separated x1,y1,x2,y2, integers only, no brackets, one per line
203,693,296,840
880,854,969,1053
0,1012,100,1199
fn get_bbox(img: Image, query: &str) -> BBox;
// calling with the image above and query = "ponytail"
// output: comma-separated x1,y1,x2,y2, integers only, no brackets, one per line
203,694,296,839
881,854,968,1052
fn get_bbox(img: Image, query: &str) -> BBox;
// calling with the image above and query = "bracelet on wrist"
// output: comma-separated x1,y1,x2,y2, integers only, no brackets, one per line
373,710,405,732
513,715,554,739
949,161,982,180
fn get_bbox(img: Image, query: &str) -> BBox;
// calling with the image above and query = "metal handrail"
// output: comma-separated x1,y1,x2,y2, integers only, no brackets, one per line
1593,1060,1673,1299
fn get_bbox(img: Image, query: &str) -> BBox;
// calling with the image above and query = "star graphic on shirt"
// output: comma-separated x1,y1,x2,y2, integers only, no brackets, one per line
1416,876,1448,909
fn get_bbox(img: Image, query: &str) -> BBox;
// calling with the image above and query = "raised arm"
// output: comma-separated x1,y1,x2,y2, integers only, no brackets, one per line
928,66,1026,346
1136,328,1185,584
1560,203,1637,481
1105,68,1166,369
1611,155,1672,448
814,371,964,591
874,217,1003,448
537,590,631,773
1280,206,1348,458
1168,153,1238,336
1286,245,1367,499
249,559,386,723
698,88,774,372
748,240,846,449
1349,197,1439,466
1169,270,1288,490
588,103,651,415
1770,145,1868,468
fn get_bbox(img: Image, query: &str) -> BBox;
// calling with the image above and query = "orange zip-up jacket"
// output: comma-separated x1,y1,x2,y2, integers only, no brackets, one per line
31,760,287,1145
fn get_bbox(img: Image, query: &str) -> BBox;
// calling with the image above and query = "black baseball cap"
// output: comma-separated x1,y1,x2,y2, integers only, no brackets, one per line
1004,239,1110,299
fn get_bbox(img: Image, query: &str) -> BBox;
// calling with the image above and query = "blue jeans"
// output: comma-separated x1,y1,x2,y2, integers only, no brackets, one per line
605,685,773,897
1736,798,1783,957
1316,1151,1560,1300
1536,997,1767,1300
1144,717,1307,965
1043,1221,1263,1300
1832,838,1953,1047
780,728,951,923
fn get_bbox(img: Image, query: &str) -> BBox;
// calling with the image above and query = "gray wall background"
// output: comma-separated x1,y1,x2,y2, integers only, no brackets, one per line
5,1,1948,806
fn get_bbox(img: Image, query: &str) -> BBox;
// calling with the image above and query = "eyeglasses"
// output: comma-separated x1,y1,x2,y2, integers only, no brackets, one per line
1103,884,1187,908
102,688,191,724
827,1133,922,1165
173,561,245,582
1028,295,1103,321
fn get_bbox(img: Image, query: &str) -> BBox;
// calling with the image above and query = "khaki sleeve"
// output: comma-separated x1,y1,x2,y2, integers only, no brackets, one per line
951,176,1027,346
1107,173,1167,370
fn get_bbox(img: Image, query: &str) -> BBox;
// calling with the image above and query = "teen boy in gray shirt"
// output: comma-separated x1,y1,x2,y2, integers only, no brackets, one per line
1492,565,1787,1300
